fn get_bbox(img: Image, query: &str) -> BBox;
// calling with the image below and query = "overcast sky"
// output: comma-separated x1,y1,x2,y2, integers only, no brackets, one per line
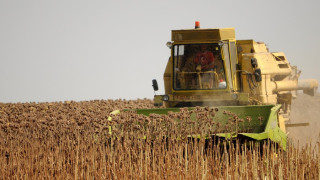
0,0,319,103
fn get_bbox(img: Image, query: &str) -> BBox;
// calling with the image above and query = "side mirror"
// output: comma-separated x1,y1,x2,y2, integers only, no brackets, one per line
254,69,262,82
152,79,159,91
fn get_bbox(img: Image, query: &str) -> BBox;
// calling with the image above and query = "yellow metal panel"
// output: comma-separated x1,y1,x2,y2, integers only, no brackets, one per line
164,57,173,95
172,28,235,42
229,40,239,91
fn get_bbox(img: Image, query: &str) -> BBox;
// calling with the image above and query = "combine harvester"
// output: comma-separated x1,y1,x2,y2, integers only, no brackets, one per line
111,22,318,150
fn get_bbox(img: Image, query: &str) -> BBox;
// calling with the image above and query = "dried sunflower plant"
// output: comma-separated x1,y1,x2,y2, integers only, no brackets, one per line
0,99,319,179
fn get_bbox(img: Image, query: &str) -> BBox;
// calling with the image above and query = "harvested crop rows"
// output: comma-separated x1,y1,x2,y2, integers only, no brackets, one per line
0,98,319,179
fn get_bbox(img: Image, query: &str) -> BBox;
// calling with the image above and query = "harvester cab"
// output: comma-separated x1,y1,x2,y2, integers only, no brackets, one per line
153,24,241,108
153,22,318,115
149,22,318,149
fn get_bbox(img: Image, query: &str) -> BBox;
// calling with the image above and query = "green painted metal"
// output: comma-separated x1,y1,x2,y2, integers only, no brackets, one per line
132,104,287,150
135,108,184,115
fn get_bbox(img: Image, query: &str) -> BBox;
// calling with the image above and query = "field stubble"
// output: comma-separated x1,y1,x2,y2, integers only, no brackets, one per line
0,96,319,179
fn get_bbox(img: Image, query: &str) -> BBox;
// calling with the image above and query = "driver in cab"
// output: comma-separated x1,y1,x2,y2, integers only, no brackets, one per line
193,45,215,71
193,45,215,88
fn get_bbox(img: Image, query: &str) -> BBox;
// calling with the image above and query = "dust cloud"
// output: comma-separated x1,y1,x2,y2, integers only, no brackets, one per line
287,93,320,148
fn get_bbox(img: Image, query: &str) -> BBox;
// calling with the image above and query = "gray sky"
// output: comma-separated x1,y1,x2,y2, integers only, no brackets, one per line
0,0,319,103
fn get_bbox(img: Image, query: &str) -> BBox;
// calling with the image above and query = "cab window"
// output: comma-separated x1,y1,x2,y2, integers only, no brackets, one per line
173,43,227,90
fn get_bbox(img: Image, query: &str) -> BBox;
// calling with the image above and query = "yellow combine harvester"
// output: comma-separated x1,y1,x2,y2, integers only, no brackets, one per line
148,22,318,149
108,22,318,150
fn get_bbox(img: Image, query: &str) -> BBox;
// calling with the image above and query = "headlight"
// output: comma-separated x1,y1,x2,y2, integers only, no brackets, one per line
166,41,173,49
231,93,238,100
163,95,169,101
